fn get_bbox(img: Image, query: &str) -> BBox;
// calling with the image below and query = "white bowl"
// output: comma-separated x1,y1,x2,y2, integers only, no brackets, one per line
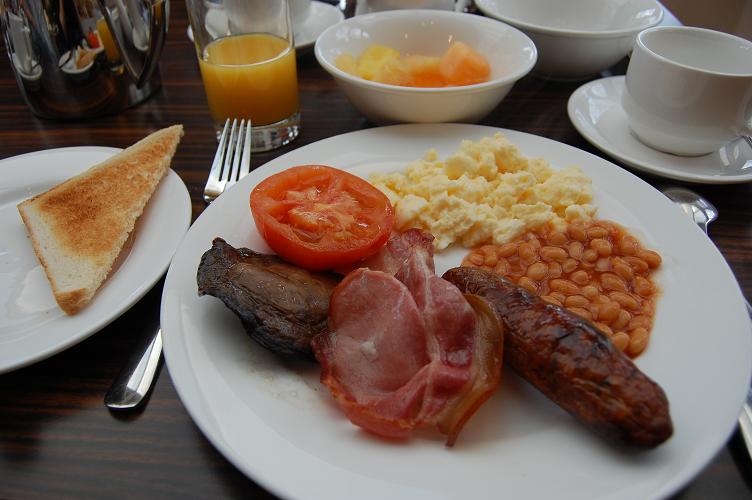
475,0,663,80
314,9,537,124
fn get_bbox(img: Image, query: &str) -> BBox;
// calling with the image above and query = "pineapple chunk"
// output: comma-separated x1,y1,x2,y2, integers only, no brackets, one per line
335,53,358,75
357,45,401,81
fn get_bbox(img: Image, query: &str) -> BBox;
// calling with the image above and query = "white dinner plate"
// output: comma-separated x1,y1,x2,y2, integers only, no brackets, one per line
186,1,345,53
161,124,751,500
0,147,191,373
567,76,752,184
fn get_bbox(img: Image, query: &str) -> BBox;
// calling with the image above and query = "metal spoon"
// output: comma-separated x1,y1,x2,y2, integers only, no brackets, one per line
661,186,752,460
661,186,719,233
719,135,752,176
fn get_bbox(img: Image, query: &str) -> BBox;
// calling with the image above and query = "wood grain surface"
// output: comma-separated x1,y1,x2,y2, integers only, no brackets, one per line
1,1,751,499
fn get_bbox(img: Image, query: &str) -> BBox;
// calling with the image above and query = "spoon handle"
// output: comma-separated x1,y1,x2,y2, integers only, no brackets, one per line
741,388,752,459
104,327,163,410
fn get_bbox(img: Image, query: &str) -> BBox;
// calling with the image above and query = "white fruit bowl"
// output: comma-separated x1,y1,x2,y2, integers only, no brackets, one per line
314,9,537,124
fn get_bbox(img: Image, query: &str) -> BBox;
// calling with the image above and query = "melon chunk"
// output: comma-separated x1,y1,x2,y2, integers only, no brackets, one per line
439,41,491,86
334,42,491,88
401,55,443,87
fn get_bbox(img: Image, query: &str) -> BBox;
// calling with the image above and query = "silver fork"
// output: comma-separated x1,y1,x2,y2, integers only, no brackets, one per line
105,119,253,411
203,118,252,203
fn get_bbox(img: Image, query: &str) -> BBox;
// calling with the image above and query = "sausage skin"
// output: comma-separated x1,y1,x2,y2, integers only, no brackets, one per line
442,266,672,448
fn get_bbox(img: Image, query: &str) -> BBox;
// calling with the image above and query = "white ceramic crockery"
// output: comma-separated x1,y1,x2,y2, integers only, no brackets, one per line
568,76,752,184
475,0,663,80
621,26,752,156
0,147,191,373
290,0,312,29
190,1,343,53
354,0,468,14
314,9,537,124
162,124,752,500
224,0,311,32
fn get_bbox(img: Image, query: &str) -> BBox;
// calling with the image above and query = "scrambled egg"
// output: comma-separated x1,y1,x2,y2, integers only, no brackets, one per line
370,133,596,250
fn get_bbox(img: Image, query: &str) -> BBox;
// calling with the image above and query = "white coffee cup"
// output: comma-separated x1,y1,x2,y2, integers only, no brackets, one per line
290,0,311,31
621,26,752,156
223,0,310,34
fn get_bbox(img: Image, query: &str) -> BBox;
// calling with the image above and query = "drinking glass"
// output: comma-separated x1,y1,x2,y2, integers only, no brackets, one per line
185,0,300,151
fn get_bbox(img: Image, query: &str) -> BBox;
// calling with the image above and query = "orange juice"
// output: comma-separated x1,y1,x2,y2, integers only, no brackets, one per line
198,33,299,126
96,17,119,62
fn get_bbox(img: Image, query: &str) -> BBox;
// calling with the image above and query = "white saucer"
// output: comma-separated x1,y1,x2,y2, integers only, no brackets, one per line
186,1,344,54
567,76,752,184
295,1,345,52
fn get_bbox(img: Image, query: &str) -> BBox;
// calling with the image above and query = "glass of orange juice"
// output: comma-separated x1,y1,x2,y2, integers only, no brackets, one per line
95,15,120,63
185,0,300,151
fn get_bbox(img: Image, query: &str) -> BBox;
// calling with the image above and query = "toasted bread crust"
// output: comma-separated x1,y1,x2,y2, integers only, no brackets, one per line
56,289,89,316
16,206,89,315
17,125,184,315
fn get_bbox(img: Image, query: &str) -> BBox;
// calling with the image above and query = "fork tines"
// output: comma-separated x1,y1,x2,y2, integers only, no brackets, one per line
203,118,252,203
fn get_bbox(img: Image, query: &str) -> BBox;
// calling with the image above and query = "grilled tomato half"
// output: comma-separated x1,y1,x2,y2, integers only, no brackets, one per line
250,165,394,271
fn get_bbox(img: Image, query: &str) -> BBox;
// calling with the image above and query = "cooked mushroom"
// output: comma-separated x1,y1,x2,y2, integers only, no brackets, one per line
197,238,340,359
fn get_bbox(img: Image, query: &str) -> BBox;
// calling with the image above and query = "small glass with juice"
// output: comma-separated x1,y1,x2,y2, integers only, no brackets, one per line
95,15,120,63
186,0,300,151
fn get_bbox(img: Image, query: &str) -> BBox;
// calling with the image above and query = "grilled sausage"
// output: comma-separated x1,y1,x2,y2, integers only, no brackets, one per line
443,266,672,448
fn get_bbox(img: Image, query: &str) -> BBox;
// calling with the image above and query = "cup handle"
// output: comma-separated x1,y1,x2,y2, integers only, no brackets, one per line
455,0,470,12
96,0,169,88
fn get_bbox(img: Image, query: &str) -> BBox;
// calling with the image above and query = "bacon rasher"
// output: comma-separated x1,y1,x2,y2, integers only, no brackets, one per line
312,230,504,445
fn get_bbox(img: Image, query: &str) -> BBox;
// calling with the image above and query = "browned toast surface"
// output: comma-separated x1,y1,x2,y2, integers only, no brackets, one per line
17,125,184,315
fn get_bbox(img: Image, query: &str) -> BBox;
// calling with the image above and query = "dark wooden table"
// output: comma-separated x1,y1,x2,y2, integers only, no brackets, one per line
1,2,751,498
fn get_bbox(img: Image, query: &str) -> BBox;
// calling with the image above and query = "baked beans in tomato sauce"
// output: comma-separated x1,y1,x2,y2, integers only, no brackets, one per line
461,219,661,357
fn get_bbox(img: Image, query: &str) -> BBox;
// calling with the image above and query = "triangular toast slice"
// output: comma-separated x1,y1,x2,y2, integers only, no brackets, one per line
17,125,184,315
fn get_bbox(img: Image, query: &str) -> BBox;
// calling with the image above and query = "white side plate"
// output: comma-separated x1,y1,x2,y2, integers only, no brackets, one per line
0,147,191,373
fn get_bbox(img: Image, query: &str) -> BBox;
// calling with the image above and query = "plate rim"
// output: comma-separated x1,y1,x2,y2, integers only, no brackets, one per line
0,145,192,373
162,123,752,500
